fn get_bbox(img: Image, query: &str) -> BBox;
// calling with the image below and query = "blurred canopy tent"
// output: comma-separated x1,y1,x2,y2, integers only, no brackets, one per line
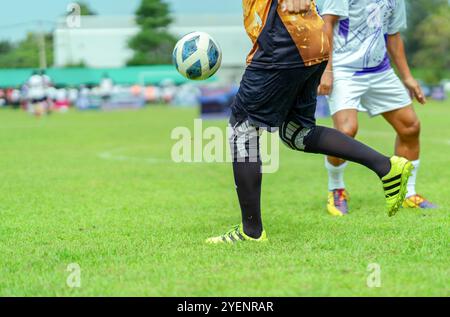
0,65,192,87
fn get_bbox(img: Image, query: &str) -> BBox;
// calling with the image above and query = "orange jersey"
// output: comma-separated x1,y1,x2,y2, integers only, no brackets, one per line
243,0,330,68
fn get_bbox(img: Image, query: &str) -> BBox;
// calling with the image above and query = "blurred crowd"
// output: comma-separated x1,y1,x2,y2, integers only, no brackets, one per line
0,70,203,115
1,70,447,118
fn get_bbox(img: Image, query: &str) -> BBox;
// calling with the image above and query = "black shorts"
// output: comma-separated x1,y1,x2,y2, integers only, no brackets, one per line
231,62,327,129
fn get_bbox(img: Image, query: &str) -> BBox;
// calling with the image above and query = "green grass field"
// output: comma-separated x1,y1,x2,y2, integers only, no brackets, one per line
0,101,449,297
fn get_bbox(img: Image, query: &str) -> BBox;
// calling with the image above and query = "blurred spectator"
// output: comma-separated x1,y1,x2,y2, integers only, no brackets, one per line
26,70,50,116
160,79,177,104
443,80,450,93
173,84,201,107
0,89,5,107
47,86,58,102
100,73,114,104
10,88,21,108
68,88,79,104
54,88,70,112
431,86,446,101
76,85,91,110
144,86,161,103
41,69,52,95
130,84,142,97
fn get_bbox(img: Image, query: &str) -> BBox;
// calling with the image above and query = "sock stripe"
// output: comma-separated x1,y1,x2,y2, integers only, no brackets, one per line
281,122,295,149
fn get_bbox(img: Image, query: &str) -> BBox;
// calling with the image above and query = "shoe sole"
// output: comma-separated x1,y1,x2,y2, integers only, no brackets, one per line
205,239,268,244
388,162,414,217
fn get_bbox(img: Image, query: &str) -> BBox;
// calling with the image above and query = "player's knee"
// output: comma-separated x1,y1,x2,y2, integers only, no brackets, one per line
279,121,312,152
336,121,358,138
229,120,260,161
398,119,421,140
280,135,296,151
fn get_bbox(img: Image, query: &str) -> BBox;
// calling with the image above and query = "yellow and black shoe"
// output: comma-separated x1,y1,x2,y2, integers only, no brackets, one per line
206,224,267,244
382,156,414,217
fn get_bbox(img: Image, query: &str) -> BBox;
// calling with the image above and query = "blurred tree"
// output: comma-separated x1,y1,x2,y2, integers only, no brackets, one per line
0,41,13,55
0,33,53,69
78,2,97,15
403,0,448,60
65,2,97,16
127,0,176,65
412,5,450,83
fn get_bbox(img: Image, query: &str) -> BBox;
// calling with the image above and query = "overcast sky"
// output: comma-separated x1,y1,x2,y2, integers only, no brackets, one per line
0,0,242,41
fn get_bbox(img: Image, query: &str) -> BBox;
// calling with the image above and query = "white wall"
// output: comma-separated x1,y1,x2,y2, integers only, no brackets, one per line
54,27,138,68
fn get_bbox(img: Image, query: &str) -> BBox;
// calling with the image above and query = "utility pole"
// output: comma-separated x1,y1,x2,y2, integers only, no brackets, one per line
37,20,47,70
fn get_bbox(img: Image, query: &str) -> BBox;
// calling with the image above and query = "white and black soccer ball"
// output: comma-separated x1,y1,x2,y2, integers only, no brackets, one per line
173,32,222,81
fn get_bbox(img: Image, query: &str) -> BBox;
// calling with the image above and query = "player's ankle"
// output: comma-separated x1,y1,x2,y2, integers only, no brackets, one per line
377,157,392,179
243,225,263,239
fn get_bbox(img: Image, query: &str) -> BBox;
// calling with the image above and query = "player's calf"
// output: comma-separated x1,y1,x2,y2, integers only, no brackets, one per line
228,117,265,239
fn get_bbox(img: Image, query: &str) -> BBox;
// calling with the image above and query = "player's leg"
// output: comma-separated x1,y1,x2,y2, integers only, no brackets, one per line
281,63,413,216
206,66,305,244
230,118,264,239
207,64,339,244
206,115,268,244
281,121,391,179
382,105,420,162
328,110,359,166
324,74,368,216
325,109,358,216
364,69,436,209
382,106,436,208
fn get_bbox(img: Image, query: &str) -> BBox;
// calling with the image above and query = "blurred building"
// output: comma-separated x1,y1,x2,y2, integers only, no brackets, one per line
53,14,251,83
54,16,138,68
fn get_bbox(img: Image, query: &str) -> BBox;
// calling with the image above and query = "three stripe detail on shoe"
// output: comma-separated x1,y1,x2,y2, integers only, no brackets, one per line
383,174,402,198
222,229,246,243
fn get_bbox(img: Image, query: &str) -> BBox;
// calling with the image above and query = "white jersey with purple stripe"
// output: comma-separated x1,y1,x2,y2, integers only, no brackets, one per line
316,0,407,75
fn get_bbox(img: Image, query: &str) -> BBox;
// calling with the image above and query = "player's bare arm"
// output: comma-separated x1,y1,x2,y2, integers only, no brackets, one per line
387,33,426,105
318,14,340,96
281,0,311,14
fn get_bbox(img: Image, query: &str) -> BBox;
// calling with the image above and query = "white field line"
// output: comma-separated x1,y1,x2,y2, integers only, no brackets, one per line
97,147,169,164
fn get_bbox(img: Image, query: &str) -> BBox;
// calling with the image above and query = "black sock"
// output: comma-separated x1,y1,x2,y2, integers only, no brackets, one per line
229,117,263,239
232,160,263,239
304,126,391,178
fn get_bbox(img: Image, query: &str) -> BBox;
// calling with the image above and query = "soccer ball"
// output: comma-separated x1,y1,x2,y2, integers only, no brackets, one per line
173,32,222,81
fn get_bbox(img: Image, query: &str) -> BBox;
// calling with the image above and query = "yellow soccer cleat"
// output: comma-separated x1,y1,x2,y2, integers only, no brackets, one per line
382,156,414,217
206,224,268,244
